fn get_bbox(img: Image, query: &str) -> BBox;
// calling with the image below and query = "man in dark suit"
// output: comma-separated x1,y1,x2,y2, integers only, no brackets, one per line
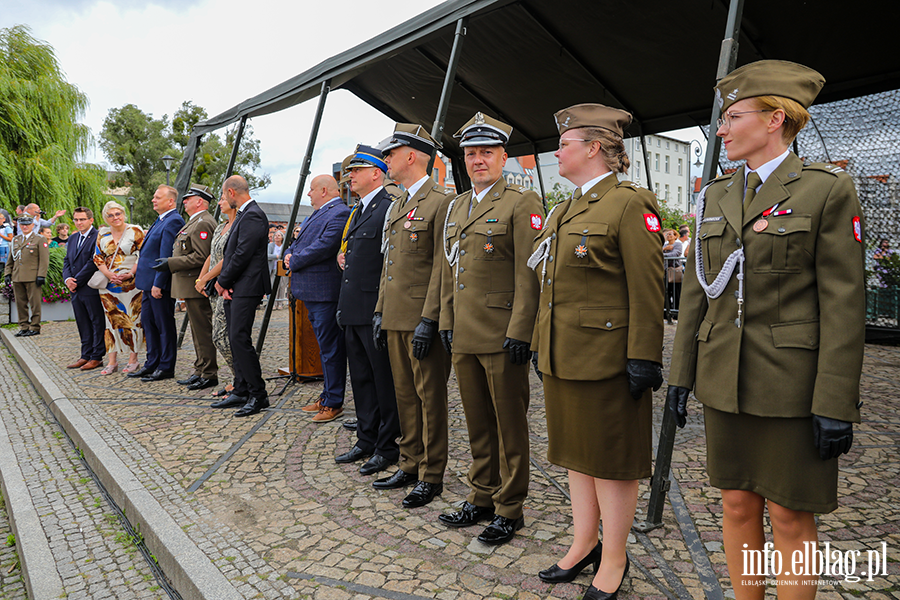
129,185,184,382
214,175,271,417
334,145,400,476
284,174,351,423
63,207,105,370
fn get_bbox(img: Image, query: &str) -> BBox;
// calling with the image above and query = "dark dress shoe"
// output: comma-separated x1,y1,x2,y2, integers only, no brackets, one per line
582,556,629,600
22,330,38,336
477,514,525,546
187,376,218,391
539,541,603,583
373,470,417,490
211,394,248,409
14,330,27,337
67,358,89,369
403,482,443,508
212,387,231,397
80,359,102,371
141,370,174,382
234,396,270,417
127,366,154,378
177,374,201,386
342,419,358,431
438,501,494,528
359,454,396,476
335,445,372,464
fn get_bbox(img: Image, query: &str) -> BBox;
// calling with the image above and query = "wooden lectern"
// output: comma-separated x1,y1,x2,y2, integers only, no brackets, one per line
280,263,323,379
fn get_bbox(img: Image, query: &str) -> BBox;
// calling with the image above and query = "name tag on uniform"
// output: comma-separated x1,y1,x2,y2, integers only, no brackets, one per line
701,216,723,223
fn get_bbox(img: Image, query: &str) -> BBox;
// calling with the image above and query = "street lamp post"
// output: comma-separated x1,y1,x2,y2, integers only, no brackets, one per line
161,155,175,186
127,196,135,223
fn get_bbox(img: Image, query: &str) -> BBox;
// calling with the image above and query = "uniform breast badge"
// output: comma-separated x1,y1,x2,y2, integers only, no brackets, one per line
409,232,418,243
752,219,768,232
483,239,494,254
574,235,588,258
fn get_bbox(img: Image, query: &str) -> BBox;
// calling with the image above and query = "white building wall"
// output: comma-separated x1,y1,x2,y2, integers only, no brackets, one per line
624,134,691,214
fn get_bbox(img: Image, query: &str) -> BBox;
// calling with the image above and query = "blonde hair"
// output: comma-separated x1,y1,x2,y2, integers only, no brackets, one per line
751,96,811,143
581,127,630,174
101,200,128,223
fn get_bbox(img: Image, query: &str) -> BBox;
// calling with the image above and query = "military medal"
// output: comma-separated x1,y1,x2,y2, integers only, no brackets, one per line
483,242,494,254
403,221,411,229
409,232,418,242
754,203,780,233
575,234,588,258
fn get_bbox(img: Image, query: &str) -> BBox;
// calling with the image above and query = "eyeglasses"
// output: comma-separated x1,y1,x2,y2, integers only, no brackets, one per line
716,110,773,130
558,138,593,150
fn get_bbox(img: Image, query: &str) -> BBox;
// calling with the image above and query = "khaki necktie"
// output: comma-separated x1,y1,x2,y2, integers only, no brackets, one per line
468,194,479,217
562,188,584,221
744,172,762,206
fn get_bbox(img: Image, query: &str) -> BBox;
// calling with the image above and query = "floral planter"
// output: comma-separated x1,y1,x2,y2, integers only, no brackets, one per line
9,299,74,323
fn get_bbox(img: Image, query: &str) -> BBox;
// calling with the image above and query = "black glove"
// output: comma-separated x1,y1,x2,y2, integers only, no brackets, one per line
503,338,530,365
372,312,386,351
439,330,452,355
150,257,170,272
531,351,542,381
412,317,437,360
36,276,45,286
204,278,218,299
4,275,10,286
812,415,853,460
666,386,690,428
626,359,663,400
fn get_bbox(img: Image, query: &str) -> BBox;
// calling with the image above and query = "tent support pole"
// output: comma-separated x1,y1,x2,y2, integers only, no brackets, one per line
428,17,468,174
636,0,746,534
174,133,203,349
256,79,331,355
640,133,655,197
533,149,547,211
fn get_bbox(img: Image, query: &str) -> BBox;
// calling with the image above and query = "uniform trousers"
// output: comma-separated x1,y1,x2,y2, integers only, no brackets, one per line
453,351,530,519
387,330,451,483
225,295,267,398
71,291,105,361
184,297,218,378
141,292,176,372
13,281,42,331
345,324,399,461
305,300,346,408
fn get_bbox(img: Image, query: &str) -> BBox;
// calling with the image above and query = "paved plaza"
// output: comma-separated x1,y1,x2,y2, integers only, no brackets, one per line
0,306,897,600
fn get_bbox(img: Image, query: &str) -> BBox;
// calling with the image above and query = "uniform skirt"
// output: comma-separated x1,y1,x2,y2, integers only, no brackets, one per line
544,374,652,480
704,406,838,513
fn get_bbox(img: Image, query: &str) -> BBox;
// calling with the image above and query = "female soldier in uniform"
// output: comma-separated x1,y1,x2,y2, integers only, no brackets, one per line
667,61,865,598
531,104,664,599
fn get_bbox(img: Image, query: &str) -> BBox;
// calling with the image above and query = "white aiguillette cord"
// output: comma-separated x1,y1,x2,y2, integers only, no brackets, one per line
443,196,461,281
693,184,746,326
527,204,561,292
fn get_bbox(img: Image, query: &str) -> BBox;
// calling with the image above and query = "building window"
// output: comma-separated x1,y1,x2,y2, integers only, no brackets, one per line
656,138,660,147
433,168,440,182
678,186,683,203
636,161,641,180
666,141,670,150
665,156,670,174
655,154,660,171
655,183,660,196
665,184,670,199
506,174,515,186
678,158,683,176
675,144,679,152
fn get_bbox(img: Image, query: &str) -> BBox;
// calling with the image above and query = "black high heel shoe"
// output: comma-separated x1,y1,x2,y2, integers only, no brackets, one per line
539,541,602,583
582,555,629,600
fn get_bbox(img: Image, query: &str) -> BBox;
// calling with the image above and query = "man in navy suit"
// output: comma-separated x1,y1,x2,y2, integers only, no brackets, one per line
284,174,351,423
128,185,184,382
215,175,271,417
62,207,105,371
334,145,400,476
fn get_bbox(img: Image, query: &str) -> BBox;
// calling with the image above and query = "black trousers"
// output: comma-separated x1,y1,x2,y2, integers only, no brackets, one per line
345,324,399,461
224,295,266,398
142,292,176,372
72,291,106,361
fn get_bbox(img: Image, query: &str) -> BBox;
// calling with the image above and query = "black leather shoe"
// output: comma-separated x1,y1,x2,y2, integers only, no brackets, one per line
582,556,629,600
234,396,270,417
212,387,231,397
373,470,417,490
335,445,372,464
22,330,38,336
127,366,154,378
141,370,174,382
477,514,525,546
342,419,358,431
177,374,201,386
359,454,396,476
438,501,494,528
187,376,219,391
403,482,443,508
14,330,27,337
539,541,603,583
211,393,247,409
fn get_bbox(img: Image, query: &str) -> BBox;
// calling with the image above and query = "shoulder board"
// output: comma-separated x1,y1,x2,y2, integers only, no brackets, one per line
804,162,845,176
506,185,528,194
615,181,638,191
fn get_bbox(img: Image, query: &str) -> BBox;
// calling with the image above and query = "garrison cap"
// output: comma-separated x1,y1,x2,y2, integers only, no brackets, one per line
553,103,633,138
346,144,388,172
183,183,214,203
382,123,440,156
715,60,825,112
453,112,512,147
16,215,34,225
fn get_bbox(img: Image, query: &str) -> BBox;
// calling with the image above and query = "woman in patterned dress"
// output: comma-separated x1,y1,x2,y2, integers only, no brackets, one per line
195,192,236,395
93,200,145,374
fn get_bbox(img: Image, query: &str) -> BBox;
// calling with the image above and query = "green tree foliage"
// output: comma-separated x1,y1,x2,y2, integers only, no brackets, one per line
0,25,108,221
657,198,695,235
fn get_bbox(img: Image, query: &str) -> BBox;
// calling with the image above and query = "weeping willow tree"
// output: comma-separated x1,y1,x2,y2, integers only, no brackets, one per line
0,25,107,220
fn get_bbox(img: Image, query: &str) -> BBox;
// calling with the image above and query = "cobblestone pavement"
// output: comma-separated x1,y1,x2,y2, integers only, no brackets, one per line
5,306,899,600
0,490,26,600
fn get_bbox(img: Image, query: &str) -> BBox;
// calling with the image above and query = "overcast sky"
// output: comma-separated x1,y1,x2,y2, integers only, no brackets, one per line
3,0,705,205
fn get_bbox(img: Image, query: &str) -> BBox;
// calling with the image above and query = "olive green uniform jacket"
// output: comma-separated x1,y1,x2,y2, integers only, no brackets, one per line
669,153,865,422
169,211,216,299
5,233,49,282
532,177,664,379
